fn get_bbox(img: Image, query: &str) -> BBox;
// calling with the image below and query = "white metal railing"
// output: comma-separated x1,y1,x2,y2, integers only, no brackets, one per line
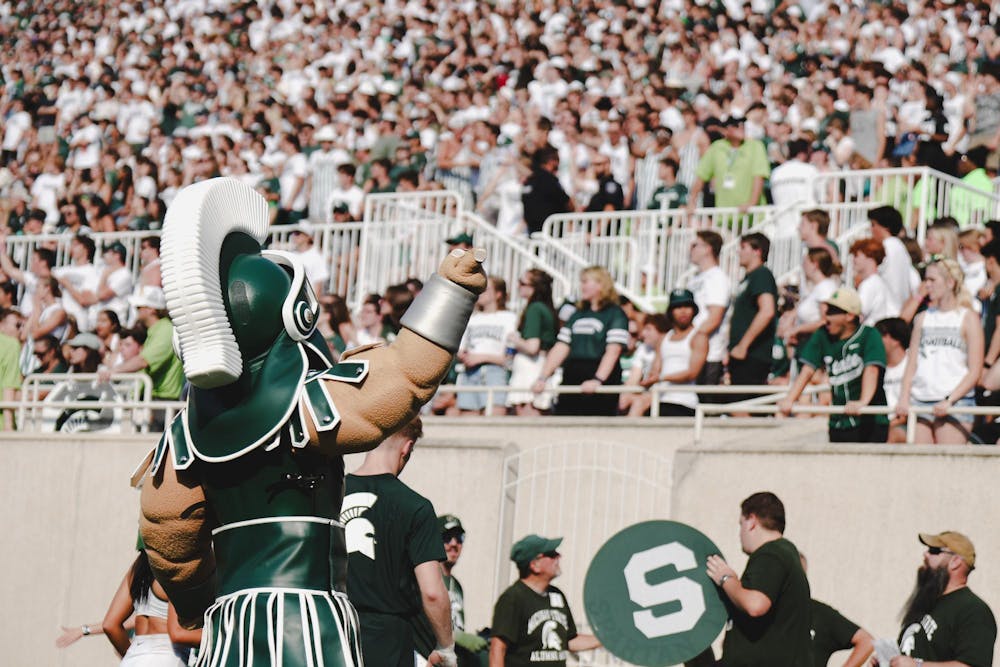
15,372,157,433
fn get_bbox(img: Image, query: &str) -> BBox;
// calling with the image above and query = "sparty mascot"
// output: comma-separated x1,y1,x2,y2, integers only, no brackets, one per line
131,178,484,667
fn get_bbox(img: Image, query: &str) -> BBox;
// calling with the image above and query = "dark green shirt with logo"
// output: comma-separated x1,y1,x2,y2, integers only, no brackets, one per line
492,581,577,667
898,587,996,667
798,324,888,431
729,266,778,364
721,537,812,667
557,304,630,360
341,473,445,665
811,599,860,667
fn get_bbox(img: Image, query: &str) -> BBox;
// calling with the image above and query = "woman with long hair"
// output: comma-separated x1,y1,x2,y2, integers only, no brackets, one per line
94,308,122,366
102,548,200,666
532,266,629,416
456,275,518,415
896,258,983,443
783,247,842,347
506,269,559,415
316,295,358,359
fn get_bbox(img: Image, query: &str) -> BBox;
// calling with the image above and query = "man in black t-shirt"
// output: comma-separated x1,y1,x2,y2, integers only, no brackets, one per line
522,146,573,235
706,491,812,666
585,154,624,213
886,531,996,667
727,233,778,407
490,534,600,666
340,417,457,667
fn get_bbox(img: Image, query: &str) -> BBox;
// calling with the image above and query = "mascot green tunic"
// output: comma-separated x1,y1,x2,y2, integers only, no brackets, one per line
132,178,484,667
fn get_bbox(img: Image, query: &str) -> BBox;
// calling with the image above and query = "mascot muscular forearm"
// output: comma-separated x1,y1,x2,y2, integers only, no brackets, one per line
133,178,485,667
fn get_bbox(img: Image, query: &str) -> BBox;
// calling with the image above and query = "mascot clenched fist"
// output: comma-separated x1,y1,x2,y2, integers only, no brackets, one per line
132,178,485,667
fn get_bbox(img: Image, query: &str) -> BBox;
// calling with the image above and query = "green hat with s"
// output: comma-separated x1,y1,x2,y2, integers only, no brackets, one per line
511,534,563,566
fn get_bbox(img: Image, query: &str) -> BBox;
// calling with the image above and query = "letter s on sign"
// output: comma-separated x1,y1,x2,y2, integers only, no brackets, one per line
623,542,706,638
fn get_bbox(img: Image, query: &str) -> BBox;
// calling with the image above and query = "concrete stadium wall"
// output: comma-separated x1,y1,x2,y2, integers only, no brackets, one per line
4,420,999,666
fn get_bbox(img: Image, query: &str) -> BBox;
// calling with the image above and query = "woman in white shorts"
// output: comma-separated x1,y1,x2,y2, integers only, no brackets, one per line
506,269,559,415
103,547,200,666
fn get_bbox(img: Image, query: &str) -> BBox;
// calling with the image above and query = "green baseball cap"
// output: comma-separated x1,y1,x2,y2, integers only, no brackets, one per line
511,534,563,566
438,514,464,534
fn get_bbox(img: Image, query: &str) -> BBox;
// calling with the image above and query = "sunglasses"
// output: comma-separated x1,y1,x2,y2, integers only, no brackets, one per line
443,531,465,544
540,551,561,559
927,546,954,556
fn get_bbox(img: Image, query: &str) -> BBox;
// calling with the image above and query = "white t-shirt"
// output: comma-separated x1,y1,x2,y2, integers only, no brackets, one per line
687,265,731,363
459,309,518,358
879,236,919,307
796,276,839,326
857,273,900,326
54,263,101,332
295,246,330,291
769,159,819,208
97,266,134,325
325,185,365,221
279,153,309,211
2,110,32,151
70,124,102,170
882,358,906,410
31,172,66,224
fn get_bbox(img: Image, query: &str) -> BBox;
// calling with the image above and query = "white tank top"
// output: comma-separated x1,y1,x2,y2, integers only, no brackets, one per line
134,587,170,620
655,328,698,409
911,307,971,402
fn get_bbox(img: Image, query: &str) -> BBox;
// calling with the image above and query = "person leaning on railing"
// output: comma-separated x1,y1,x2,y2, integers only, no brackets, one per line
532,266,628,416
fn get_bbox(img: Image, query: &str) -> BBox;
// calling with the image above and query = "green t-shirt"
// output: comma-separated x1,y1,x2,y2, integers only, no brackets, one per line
342,473,445,616
521,302,557,352
0,333,22,391
695,139,771,208
491,581,577,667
720,537,812,667
557,304,629,361
141,318,184,399
811,599,860,667
797,325,889,430
729,266,778,363
898,587,996,667
952,168,993,227
647,183,688,209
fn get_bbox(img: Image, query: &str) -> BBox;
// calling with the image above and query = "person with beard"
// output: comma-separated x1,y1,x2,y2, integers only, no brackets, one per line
584,154,625,212
881,532,995,667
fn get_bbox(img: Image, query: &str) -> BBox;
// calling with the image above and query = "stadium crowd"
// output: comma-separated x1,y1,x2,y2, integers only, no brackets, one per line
2,0,1000,442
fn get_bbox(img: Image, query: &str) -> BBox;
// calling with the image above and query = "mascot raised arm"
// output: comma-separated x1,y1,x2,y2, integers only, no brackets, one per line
132,178,485,666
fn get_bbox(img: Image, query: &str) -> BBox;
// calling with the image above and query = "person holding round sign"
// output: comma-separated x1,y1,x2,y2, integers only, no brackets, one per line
705,491,812,666
490,535,600,666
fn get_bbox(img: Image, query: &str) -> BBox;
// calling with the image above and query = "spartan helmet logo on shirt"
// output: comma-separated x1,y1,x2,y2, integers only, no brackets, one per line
341,492,378,560
541,620,563,651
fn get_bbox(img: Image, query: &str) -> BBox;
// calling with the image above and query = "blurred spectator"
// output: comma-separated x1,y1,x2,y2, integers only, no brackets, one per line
316,296,357,359
138,236,161,288
93,309,121,368
0,242,55,319
456,275,517,416
869,206,920,309
958,229,987,299
533,266,628,416
355,294,392,347
782,247,842,348
728,233,778,402
0,307,22,429
53,234,99,332
25,277,67,348
923,221,959,262
584,154,624,213
618,313,669,417
687,117,770,212
951,148,992,227
326,164,365,221
850,238,900,325
288,229,330,298
380,283,413,340
523,146,572,236
96,242,133,325
687,230,730,399
65,332,102,374
276,134,309,225
769,140,819,237
876,317,912,444
645,158,687,210
103,286,183,406
32,334,67,374
779,288,889,443
109,326,145,372
507,269,559,416
897,259,983,444
655,289,708,417
799,210,839,260
477,151,530,237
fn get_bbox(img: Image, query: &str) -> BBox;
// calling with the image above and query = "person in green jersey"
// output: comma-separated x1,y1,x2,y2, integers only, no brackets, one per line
646,157,688,210
799,553,874,667
884,532,996,667
508,269,559,416
341,417,457,667
490,534,600,666
706,492,812,667
778,286,890,443
532,266,629,416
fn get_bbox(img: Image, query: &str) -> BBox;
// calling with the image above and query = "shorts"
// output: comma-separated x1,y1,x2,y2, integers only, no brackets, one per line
121,634,189,666
456,363,508,411
913,396,975,425
506,352,558,411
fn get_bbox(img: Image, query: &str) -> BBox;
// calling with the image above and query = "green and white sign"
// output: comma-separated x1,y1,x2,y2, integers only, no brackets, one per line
584,520,727,666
